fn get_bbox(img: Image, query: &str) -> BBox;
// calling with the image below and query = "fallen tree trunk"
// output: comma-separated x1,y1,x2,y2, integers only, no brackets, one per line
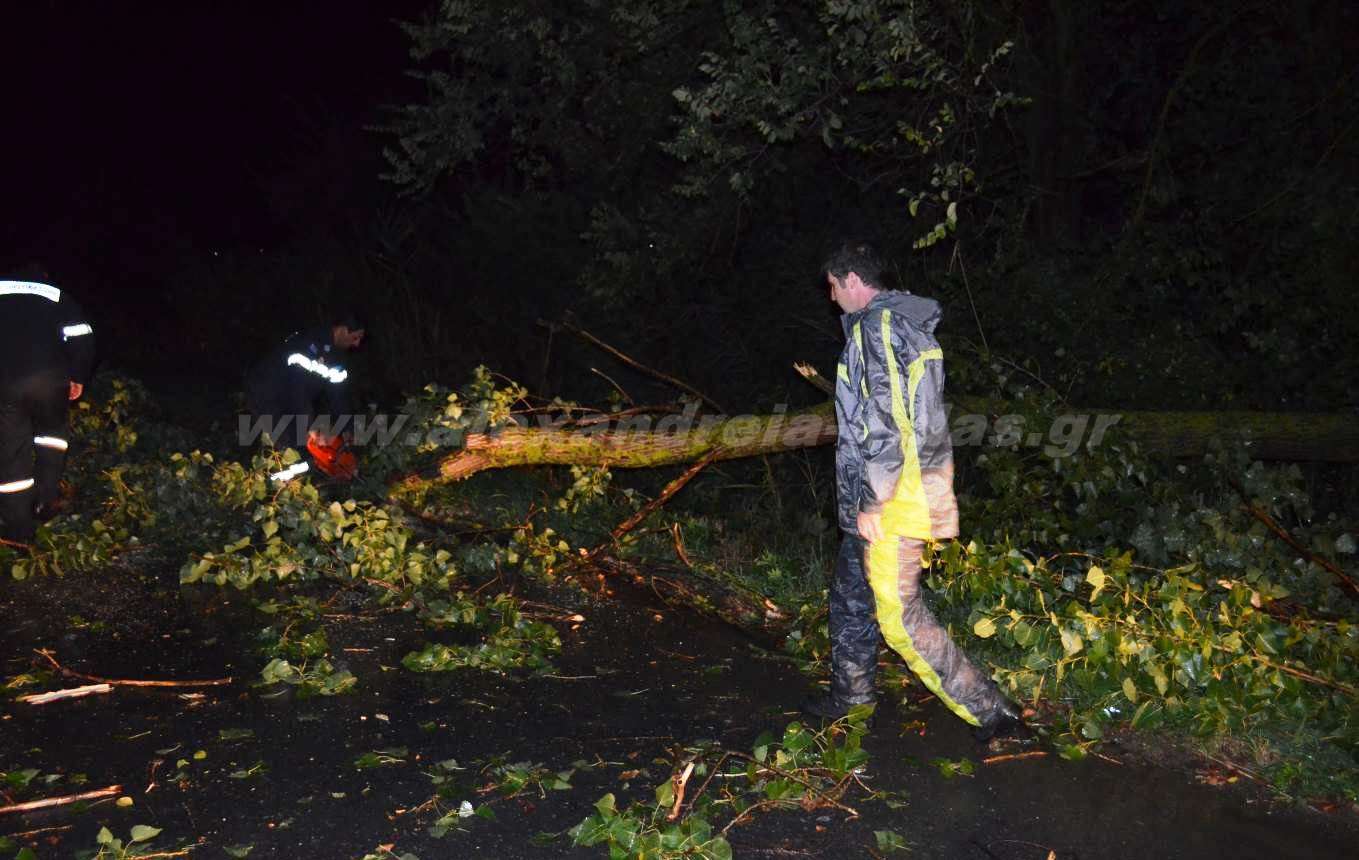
396,397,1358,488
394,402,841,488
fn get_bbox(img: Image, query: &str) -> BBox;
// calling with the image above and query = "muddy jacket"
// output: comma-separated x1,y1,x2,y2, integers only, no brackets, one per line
834,290,958,540
0,280,97,388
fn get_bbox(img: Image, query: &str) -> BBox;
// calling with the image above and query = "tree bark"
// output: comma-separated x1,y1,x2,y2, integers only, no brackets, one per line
394,398,1358,488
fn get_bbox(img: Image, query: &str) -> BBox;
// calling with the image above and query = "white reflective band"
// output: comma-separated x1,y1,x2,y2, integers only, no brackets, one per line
0,478,35,493
287,353,348,384
0,281,62,302
63,323,93,339
270,461,310,482
33,436,69,451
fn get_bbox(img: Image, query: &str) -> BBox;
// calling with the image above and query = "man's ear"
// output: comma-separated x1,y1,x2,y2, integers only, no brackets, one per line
844,271,864,292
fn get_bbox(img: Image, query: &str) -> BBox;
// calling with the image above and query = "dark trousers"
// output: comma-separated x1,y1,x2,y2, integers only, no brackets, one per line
829,534,1005,725
0,370,69,539
828,535,882,705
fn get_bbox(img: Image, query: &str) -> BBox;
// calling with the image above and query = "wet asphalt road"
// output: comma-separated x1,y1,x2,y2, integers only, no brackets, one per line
3,565,1357,859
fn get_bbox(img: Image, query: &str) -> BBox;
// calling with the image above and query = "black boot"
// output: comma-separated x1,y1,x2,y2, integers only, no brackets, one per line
800,694,876,727
972,697,1029,743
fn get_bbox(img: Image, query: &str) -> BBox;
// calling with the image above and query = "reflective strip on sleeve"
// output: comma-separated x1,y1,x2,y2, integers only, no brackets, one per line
905,348,944,422
33,436,69,451
0,477,36,493
0,281,61,302
270,461,310,483
62,323,93,340
286,353,348,383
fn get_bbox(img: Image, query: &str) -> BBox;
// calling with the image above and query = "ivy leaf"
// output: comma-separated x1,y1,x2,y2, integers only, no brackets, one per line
973,617,997,638
1086,565,1106,601
1059,628,1084,656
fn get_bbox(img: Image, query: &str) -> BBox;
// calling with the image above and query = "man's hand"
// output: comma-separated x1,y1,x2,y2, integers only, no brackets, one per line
856,510,884,544
68,381,83,401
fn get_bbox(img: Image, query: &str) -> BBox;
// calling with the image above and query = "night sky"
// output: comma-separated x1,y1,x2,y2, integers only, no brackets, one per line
4,3,425,305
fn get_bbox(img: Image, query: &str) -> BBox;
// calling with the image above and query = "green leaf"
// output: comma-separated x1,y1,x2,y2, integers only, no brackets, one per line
1086,565,1106,601
97,827,115,845
129,824,162,843
875,830,910,852
973,617,997,638
1122,677,1138,703
1060,628,1084,656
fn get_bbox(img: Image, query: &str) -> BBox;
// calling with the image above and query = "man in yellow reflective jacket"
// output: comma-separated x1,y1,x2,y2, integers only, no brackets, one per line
803,240,1024,741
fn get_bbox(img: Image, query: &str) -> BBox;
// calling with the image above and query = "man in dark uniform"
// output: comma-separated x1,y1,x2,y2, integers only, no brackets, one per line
0,270,97,542
243,313,364,482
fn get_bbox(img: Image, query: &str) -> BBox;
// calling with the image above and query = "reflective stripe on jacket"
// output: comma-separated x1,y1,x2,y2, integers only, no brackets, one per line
244,327,353,425
0,281,97,387
834,290,958,540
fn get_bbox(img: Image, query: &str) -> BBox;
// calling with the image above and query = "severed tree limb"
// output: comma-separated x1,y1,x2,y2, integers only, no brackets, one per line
18,683,112,705
34,650,232,688
0,785,121,816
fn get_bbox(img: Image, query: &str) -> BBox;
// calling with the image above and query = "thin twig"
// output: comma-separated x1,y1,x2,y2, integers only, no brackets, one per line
671,523,693,567
1240,652,1358,696
587,450,721,561
590,367,636,407
724,751,859,818
34,650,231,688
981,751,1048,765
570,404,683,427
0,786,121,816
543,317,728,413
949,243,989,355
667,761,696,821
1131,20,1229,231
18,683,112,705
0,824,72,840
678,751,731,822
1235,495,1359,600
793,362,834,397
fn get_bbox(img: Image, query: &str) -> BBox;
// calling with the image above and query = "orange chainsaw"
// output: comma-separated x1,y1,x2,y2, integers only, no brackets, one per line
306,433,358,480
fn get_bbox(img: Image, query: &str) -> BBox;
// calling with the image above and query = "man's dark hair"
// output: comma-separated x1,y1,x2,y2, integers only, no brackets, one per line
331,308,366,331
823,240,887,289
